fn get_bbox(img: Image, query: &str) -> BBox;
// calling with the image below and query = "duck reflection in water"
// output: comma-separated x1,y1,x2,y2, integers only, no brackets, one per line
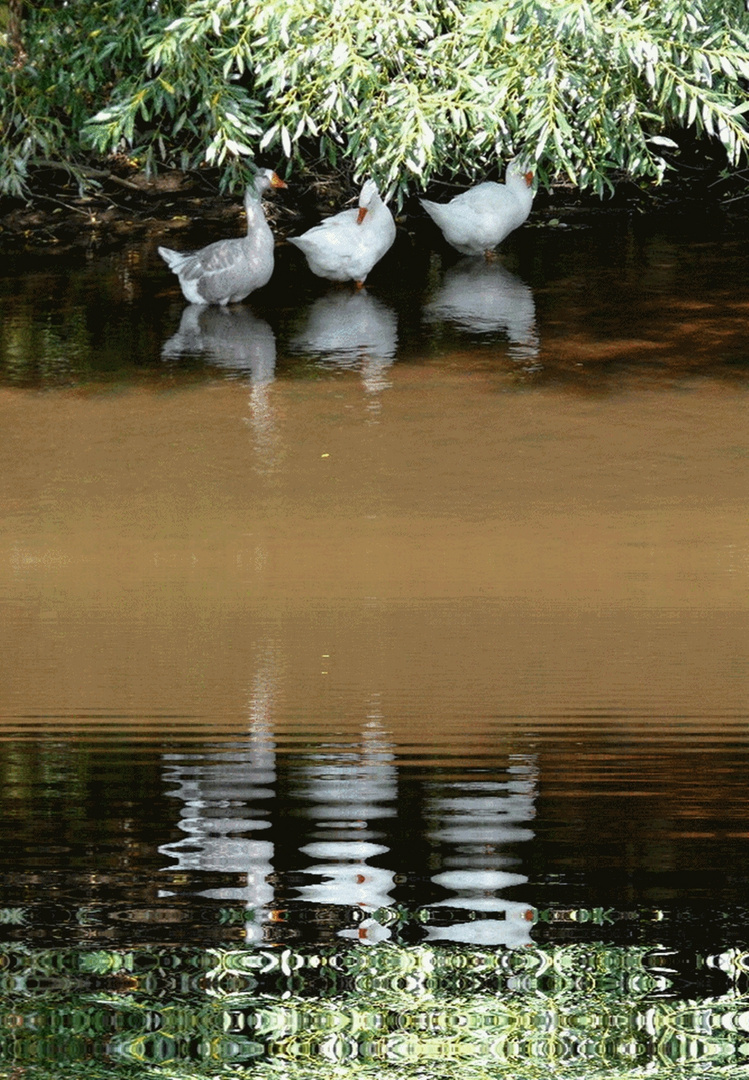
424,258,539,364
161,303,276,384
290,289,398,403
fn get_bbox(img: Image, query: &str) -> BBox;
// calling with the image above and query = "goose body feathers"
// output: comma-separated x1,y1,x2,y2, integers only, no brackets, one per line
420,159,534,257
158,169,286,305
289,180,396,285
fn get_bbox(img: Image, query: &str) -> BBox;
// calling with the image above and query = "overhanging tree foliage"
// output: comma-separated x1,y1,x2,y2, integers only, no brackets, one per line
2,0,749,201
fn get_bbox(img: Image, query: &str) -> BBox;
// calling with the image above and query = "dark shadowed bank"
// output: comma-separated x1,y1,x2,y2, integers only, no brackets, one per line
2,150,749,257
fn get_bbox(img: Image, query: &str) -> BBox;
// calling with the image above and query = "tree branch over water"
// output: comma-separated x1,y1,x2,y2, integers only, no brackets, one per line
2,0,749,202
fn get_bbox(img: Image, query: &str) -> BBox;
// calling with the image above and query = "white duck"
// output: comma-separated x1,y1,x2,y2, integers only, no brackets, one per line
288,179,396,286
158,168,287,305
420,158,534,258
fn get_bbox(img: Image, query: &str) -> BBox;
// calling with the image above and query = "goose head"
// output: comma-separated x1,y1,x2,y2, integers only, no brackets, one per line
356,179,381,224
506,157,534,189
251,169,288,197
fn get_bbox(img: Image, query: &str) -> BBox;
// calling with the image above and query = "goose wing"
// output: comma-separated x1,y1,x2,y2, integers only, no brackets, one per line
175,237,248,280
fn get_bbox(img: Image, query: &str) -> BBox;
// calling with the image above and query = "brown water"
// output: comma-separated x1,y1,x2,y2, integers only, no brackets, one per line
0,378,746,724
0,218,748,1079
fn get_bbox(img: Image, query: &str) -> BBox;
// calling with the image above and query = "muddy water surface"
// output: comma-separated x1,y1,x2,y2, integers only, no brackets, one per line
0,378,746,722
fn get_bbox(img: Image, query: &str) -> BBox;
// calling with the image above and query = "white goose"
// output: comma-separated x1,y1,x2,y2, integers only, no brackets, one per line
288,180,396,286
420,158,534,258
158,169,287,305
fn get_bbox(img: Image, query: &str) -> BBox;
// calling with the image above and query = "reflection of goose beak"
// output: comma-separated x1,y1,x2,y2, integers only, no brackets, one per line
270,172,288,189
357,206,368,225
524,171,534,187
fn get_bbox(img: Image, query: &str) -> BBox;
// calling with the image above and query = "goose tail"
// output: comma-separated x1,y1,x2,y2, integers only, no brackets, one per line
419,198,445,226
158,245,191,273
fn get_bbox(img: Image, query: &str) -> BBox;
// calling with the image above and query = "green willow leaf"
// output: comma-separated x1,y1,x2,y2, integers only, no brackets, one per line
1,0,749,198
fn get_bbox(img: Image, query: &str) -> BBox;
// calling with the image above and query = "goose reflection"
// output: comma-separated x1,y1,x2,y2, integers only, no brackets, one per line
162,304,276,384
158,647,279,942
424,259,539,363
158,729,276,942
163,305,281,470
293,715,398,942
290,289,397,400
424,755,538,947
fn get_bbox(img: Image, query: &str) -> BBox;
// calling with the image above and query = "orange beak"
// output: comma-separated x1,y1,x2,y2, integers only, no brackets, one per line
524,171,534,187
270,172,288,189
357,206,368,225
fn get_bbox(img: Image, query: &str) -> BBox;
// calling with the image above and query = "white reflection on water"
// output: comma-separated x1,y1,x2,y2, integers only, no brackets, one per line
290,289,397,409
158,667,536,945
425,758,537,946
161,304,277,383
294,716,398,940
424,259,539,363
158,647,280,942
158,737,276,942
157,737,537,945
297,841,395,940
244,382,282,477
160,305,285,473
161,306,281,470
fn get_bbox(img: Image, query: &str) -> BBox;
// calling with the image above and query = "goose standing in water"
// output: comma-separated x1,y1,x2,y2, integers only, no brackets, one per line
288,180,396,287
158,169,287,305
420,158,534,258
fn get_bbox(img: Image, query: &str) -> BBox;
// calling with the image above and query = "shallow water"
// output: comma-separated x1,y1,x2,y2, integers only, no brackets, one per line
0,214,748,1079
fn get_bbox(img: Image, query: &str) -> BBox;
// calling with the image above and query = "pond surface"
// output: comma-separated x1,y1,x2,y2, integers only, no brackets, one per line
0,213,748,1080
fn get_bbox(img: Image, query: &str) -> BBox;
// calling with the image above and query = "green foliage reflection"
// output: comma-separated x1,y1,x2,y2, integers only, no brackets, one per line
0,942,748,1078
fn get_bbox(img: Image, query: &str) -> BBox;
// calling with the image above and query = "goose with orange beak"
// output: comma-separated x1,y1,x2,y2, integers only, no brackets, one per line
420,158,534,259
158,169,287,305
289,179,396,287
